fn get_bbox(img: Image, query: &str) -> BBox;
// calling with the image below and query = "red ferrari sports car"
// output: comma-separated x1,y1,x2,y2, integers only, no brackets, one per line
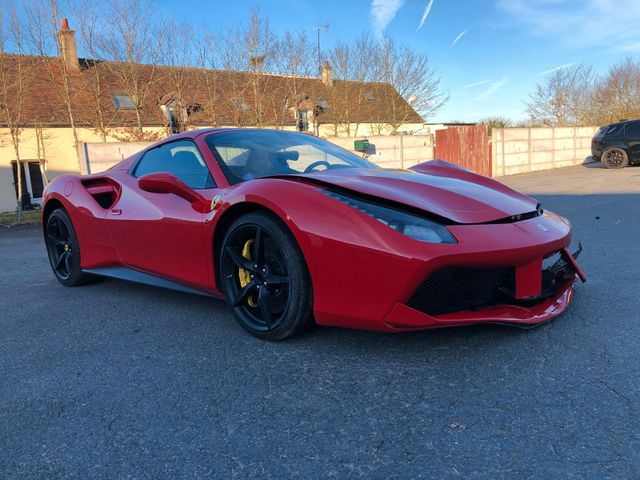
42,129,585,340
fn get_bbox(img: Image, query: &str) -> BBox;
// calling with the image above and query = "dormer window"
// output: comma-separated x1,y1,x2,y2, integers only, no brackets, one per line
111,94,135,110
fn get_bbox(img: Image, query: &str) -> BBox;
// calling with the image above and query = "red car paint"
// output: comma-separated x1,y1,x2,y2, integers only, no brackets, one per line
42,129,585,332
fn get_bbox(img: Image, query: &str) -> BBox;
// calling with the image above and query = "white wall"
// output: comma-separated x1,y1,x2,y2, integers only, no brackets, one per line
327,134,434,169
79,141,153,174
492,126,599,177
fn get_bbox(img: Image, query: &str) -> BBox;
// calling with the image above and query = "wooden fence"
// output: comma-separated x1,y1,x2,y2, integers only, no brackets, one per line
434,125,491,176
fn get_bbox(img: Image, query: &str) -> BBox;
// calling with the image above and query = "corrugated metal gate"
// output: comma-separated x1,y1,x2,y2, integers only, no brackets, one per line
435,125,491,177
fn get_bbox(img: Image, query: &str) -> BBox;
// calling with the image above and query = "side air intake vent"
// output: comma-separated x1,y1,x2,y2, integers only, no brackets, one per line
81,178,120,209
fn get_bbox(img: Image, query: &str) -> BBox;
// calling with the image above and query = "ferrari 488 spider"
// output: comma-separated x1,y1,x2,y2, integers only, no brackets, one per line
42,129,585,340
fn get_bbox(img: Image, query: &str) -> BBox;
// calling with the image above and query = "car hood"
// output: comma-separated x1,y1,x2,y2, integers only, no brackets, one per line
296,167,539,224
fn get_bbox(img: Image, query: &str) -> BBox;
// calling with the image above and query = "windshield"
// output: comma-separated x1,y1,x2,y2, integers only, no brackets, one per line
205,130,379,184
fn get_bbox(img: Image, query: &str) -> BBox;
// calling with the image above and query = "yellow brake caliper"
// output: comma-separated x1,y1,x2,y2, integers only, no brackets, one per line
238,239,258,308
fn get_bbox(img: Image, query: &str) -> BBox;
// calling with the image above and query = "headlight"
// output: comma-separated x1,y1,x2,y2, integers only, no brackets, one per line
323,190,457,244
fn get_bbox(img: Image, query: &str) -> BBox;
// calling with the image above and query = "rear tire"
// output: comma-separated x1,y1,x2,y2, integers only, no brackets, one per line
219,211,314,340
603,147,628,169
44,208,94,286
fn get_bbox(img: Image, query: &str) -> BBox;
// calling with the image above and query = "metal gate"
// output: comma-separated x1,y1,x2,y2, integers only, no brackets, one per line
435,125,491,177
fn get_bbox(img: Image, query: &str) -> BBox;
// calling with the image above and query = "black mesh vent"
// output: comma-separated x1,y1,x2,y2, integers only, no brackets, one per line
407,267,514,316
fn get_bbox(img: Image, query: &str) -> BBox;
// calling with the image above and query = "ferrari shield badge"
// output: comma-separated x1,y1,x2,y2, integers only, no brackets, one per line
211,194,223,210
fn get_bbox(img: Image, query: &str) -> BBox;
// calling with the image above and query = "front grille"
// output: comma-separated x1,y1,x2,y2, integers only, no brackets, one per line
406,267,514,316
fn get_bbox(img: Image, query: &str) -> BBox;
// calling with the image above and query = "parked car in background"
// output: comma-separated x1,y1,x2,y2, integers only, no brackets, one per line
591,119,640,168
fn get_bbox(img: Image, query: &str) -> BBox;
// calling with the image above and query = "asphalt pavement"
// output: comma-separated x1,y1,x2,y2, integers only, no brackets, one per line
1,163,639,479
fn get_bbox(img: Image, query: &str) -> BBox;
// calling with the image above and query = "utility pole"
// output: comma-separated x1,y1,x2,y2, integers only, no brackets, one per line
304,23,329,74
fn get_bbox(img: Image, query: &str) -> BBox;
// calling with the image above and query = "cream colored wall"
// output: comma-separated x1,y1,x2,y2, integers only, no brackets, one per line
0,126,166,213
0,122,424,212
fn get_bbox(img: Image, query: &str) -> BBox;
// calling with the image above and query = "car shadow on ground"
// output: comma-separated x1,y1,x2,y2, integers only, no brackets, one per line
90,272,541,356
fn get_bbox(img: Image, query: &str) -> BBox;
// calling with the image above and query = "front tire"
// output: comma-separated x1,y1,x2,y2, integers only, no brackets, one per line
603,147,628,169
219,211,314,340
44,208,94,286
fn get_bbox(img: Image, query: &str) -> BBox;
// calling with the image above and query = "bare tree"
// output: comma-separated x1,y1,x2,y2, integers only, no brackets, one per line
327,40,358,135
98,0,163,135
479,116,512,136
273,29,315,129
243,8,277,127
218,27,250,127
0,5,33,222
373,37,445,133
328,35,444,135
592,58,640,125
25,0,83,169
217,9,277,128
525,63,595,126
196,32,220,127
34,120,51,182
158,18,199,133
73,0,113,141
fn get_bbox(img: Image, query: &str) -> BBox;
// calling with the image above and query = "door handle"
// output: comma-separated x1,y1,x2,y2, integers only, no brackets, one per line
110,208,122,215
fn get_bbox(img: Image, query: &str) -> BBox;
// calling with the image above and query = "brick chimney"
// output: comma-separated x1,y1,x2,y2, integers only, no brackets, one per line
57,18,80,75
321,60,333,87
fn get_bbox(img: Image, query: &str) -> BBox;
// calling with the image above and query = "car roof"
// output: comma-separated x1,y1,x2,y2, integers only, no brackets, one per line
161,127,311,142
604,118,640,128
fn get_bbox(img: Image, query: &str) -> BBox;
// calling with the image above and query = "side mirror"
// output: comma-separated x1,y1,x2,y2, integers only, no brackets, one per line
138,172,211,213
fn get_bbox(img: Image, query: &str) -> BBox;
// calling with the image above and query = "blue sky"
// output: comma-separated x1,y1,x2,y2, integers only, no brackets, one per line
153,0,640,122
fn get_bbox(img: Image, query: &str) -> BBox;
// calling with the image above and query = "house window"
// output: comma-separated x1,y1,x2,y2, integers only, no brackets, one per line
363,92,374,101
296,110,309,132
11,160,45,206
111,94,136,110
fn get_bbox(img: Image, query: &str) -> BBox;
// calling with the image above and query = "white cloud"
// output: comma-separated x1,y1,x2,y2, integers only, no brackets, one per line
371,0,406,37
417,0,435,31
462,79,490,89
615,42,640,53
474,76,509,100
451,29,468,47
538,62,576,76
496,0,640,50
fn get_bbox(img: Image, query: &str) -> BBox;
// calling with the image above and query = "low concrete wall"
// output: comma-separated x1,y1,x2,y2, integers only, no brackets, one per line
79,141,152,174
327,134,434,169
80,134,436,176
492,126,599,176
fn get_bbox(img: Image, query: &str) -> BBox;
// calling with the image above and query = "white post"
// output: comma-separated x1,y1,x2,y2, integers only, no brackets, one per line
551,127,556,168
527,128,532,171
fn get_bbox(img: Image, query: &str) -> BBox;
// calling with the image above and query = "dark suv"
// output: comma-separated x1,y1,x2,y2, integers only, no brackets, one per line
592,119,640,168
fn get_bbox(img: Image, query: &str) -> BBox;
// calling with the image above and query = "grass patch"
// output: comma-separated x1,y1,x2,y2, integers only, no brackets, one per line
0,209,41,226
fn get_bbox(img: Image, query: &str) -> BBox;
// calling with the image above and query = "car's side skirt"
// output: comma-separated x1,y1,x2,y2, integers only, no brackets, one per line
84,266,218,298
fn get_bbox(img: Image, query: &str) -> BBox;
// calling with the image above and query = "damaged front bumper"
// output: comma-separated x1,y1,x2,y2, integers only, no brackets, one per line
384,244,586,330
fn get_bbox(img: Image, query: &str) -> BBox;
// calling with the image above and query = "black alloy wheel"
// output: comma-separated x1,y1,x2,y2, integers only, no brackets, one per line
44,208,93,286
220,211,313,340
603,147,628,169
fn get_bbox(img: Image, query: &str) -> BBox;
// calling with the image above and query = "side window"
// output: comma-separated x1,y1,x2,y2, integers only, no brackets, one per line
134,140,215,189
606,124,623,136
624,122,640,137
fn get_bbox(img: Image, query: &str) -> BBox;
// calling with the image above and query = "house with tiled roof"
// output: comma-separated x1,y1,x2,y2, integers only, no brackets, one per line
0,20,424,212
